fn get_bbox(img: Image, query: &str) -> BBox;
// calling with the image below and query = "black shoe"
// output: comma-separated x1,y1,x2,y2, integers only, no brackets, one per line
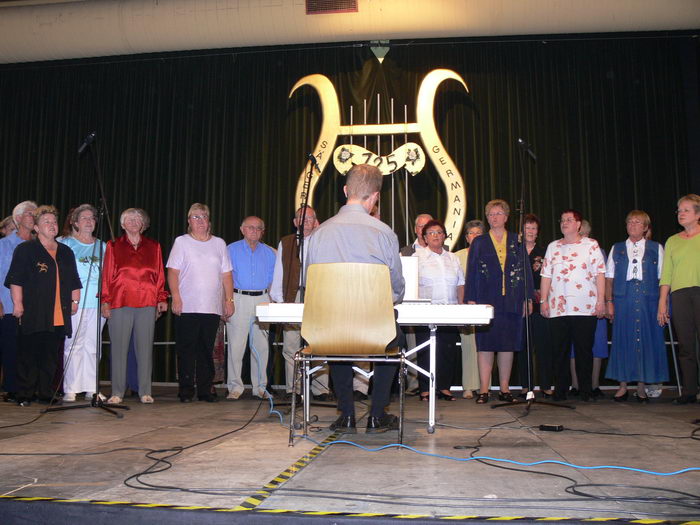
286,393,302,405
613,392,629,402
179,396,192,403
672,395,697,405
552,394,567,402
353,390,368,401
580,392,595,402
366,413,399,433
329,415,356,433
569,388,580,396
541,391,553,399
634,392,649,404
497,392,516,403
3,392,17,403
591,387,605,399
313,393,333,402
197,394,218,403
17,400,31,407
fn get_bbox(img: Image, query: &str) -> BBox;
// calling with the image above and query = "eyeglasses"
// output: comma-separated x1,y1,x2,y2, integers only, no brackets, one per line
189,215,208,221
487,211,506,217
559,218,577,224
425,230,445,237
243,225,264,231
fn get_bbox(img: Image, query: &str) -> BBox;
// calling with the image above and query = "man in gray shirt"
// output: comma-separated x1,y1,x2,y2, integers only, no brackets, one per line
306,164,405,433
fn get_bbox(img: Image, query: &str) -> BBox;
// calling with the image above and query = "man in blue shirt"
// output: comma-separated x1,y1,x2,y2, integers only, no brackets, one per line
225,216,276,399
0,200,37,402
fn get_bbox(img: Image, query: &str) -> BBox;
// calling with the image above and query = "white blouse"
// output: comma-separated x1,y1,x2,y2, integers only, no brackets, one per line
413,248,465,305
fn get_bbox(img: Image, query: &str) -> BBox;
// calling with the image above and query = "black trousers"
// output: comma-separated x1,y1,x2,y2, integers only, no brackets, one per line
671,287,700,396
331,323,405,419
0,315,19,393
175,313,220,399
415,327,459,393
517,313,554,390
549,315,597,398
17,330,64,402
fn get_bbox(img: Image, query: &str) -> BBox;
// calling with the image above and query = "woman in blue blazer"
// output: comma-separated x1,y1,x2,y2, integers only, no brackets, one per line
465,199,533,403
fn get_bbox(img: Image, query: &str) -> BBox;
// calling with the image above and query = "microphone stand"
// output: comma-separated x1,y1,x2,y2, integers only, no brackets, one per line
280,156,334,422
491,138,573,413
45,133,129,417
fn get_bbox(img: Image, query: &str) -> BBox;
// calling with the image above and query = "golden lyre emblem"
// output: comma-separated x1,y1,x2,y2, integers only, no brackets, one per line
290,69,469,249
36,262,48,273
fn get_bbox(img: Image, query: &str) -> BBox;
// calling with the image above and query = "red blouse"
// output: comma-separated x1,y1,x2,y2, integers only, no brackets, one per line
101,235,169,309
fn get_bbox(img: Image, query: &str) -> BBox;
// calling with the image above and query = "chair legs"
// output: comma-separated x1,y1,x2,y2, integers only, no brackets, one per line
398,356,405,445
288,353,300,446
291,352,407,447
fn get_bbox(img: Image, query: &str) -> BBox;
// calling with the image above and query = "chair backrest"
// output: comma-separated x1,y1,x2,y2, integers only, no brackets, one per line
301,262,396,356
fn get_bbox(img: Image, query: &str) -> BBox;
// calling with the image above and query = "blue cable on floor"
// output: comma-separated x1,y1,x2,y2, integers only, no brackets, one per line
295,435,700,476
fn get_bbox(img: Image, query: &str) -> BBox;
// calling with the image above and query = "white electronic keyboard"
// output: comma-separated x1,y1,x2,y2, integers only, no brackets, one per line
257,302,493,433
257,302,493,326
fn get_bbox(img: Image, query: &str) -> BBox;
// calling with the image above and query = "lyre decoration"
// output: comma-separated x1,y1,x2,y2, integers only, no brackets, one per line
290,69,469,249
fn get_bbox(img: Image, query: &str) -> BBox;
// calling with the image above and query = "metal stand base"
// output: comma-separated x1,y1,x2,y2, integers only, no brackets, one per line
491,390,574,411
43,394,130,419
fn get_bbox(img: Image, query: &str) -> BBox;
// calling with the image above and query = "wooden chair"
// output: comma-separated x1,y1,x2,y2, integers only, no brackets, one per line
289,262,406,445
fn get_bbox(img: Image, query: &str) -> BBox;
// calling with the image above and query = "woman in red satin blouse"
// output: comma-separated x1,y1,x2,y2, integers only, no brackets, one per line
101,208,168,405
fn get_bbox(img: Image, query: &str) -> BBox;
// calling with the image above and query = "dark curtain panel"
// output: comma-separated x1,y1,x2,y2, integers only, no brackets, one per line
1,33,696,380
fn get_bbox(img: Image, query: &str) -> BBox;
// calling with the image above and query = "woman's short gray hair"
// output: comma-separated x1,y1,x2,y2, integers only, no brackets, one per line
12,200,38,227
464,219,484,233
71,204,98,227
119,208,150,232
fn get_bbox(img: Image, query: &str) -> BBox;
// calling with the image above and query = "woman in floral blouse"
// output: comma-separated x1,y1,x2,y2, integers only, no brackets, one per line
540,209,606,402
465,199,533,404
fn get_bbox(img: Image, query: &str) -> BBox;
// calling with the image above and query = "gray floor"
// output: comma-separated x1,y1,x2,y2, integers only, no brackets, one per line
1,387,699,521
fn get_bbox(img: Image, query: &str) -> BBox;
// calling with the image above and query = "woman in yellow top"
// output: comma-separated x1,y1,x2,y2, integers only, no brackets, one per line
465,200,533,404
658,193,700,405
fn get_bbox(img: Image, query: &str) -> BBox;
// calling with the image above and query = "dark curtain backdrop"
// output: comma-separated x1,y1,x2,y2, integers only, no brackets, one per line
1,33,696,380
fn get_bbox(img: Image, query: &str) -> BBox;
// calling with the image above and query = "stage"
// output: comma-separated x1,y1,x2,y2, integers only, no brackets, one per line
0,386,698,524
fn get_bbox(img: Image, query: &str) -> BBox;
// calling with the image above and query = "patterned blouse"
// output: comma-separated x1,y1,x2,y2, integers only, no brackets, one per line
540,237,605,317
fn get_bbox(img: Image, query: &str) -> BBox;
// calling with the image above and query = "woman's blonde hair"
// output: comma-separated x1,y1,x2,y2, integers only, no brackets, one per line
485,199,510,217
187,203,212,234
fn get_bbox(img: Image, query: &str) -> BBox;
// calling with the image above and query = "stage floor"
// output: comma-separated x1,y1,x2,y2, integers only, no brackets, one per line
1,386,699,524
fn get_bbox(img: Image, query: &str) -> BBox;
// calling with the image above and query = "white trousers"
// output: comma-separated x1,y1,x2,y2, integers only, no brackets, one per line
63,308,105,394
225,292,269,395
460,327,480,392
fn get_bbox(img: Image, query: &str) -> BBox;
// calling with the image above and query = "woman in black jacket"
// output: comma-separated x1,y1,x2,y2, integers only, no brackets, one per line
5,206,81,406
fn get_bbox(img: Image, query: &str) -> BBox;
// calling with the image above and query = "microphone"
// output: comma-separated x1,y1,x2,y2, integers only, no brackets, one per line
307,153,321,172
78,132,96,155
516,138,537,161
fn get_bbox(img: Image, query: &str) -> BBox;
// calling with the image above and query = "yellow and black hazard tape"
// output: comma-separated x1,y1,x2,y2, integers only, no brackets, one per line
232,429,342,511
0,496,698,524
